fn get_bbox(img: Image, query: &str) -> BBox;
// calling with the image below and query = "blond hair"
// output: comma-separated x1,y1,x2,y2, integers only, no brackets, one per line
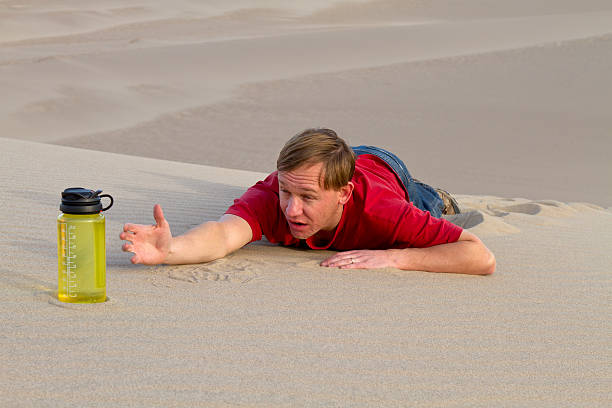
277,128,355,190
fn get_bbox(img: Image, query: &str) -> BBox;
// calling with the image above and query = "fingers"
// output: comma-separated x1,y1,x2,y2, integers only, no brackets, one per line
119,229,142,243
339,259,366,269
320,250,387,269
122,223,144,237
120,243,140,263
336,257,363,269
120,220,152,240
122,204,164,237
153,204,167,228
321,252,363,268
320,250,355,265
121,242,142,264
121,243,133,253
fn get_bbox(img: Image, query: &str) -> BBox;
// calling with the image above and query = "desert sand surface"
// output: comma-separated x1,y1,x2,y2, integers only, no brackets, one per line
1,0,611,406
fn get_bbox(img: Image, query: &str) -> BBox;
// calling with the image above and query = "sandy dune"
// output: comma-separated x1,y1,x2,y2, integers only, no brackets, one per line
4,9,612,144
1,1,611,406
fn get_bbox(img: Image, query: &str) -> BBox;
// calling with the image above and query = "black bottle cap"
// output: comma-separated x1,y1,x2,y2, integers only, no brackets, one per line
60,188,113,214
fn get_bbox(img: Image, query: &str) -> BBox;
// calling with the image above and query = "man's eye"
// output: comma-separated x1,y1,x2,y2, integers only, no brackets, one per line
303,196,315,201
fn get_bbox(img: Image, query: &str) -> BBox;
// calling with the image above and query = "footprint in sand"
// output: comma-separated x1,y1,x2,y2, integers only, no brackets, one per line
163,258,260,284
444,211,485,229
500,200,578,218
453,197,607,235
445,210,520,237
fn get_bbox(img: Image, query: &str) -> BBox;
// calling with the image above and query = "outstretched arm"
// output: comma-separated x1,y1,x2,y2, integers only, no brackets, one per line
120,204,252,265
321,230,495,275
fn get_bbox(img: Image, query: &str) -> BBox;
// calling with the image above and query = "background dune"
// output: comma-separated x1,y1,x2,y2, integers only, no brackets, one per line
2,0,611,205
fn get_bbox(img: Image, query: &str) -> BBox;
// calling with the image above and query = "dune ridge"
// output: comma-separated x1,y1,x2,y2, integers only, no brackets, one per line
0,0,365,43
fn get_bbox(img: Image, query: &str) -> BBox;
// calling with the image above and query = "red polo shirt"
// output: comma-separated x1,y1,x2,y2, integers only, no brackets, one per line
225,154,462,249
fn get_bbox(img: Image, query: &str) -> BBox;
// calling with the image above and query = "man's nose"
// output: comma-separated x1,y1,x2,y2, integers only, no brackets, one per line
286,196,302,216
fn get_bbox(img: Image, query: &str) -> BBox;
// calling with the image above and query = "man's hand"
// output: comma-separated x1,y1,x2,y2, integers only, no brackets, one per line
120,204,172,265
321,250,396,269
121,206,252,266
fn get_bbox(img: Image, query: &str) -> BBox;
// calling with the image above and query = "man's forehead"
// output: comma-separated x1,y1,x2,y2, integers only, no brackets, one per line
278,162,325,189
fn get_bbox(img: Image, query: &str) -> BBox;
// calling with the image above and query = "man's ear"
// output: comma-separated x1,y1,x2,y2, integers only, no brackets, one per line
338,181,354,205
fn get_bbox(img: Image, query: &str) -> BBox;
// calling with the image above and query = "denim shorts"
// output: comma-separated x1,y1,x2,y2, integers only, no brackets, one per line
352,145,444,218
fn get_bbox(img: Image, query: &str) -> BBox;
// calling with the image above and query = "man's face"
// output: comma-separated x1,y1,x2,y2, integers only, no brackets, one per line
278,162,352,240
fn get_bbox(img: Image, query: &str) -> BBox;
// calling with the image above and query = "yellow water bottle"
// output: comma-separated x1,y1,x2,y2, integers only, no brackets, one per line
57,188,114,303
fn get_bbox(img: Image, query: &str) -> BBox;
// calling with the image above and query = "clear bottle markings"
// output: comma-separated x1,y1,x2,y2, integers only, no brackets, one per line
60,224,79,297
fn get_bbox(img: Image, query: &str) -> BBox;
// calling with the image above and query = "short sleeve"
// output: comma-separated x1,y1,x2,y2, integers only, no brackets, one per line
393,202,463,248
225,172,282,243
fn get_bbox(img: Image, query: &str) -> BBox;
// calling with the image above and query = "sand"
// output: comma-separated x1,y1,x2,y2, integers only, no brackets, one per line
1,1,611,406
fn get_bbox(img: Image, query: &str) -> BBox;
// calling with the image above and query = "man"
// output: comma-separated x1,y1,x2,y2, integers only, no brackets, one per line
120,128,495,275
